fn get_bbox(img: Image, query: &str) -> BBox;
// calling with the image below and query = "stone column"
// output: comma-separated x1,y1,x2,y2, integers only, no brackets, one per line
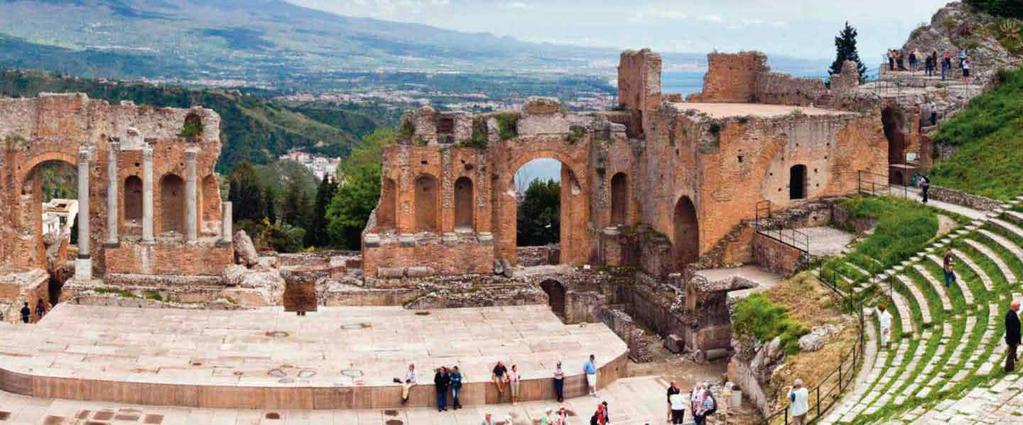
221,201,233,244
105,140,120,245
75,147,92,281
184,147,198,242
142,145,154,243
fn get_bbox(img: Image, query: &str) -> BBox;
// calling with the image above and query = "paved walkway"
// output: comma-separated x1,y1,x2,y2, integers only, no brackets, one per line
890,185,988,220
695,265,784,299
0,375,693,425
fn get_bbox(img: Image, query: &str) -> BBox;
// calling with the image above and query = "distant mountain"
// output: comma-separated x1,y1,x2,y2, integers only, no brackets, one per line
0,0,827,88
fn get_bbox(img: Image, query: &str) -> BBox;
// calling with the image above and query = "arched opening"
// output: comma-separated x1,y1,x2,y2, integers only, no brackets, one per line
610,172,628,226
454,177,474,231
882,106,907,184
19,159,78,306
673,196,699,269
414,174,439,232
159,174,185,236
789,164,807,200
515,158,562,253
123,176,143,235
182,112,204,140
377,178,397,230
540,279,566,318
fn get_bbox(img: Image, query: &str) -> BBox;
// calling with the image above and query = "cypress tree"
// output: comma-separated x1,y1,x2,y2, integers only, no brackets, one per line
305,175,337,247
829,21,868,82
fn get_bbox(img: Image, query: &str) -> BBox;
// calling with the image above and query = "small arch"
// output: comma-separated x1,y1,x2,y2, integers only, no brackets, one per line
454,177,474,231
124,176,143,223
789,164,807,200
378,178,397,229
159,173,185,235
610,172,628,226
414,174,439,232
673,196,699,268
540,279,566,318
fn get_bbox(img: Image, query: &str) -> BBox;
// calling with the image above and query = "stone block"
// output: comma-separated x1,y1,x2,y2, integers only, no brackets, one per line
664,333,685,353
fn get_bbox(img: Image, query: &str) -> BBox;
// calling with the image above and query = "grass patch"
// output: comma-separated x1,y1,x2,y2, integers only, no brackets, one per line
94,287,136,298
494,112,520,141
930,67,1023,200
733,293,810,355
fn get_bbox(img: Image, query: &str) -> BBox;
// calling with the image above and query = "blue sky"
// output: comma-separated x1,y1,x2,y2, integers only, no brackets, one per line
289,0,949,60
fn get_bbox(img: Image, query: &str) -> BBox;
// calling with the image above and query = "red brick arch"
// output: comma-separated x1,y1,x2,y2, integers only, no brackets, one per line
11,151,81,270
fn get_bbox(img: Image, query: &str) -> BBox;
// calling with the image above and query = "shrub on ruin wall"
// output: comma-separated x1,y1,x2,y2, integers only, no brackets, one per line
733,293,809,355
495,112,519,140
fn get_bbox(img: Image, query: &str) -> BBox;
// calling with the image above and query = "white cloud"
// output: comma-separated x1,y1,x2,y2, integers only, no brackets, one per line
499,2,531,10
699,14,723,23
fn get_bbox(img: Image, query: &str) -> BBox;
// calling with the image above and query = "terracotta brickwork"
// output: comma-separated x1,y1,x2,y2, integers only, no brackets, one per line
104,243,233,276
0,93,231,278
363,49,887,279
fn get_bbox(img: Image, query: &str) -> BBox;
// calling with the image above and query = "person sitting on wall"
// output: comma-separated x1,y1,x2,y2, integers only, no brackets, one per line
491,361,509,399
397,363,416,404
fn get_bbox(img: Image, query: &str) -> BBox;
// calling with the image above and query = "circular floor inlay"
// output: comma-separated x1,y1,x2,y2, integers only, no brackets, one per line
414,311,430,316
340,322,371,330
265,412,281,420
340,369,364,378
265,331,289,338
385,420,403,425
189,360,202,367
297,369,316,378
383,410,398,416
268,369,287,378
278,378,295,384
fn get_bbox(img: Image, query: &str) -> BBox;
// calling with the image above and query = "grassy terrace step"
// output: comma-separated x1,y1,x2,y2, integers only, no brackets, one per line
978,229,1023,267
992,217,1023,241
894,274,934,328
926,255,975,305
963,239,1018,283
950,249,995,292
911,265,954,313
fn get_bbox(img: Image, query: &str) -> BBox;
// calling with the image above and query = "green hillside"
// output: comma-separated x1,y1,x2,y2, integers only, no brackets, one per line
0,69,391,170
930,68,1023,200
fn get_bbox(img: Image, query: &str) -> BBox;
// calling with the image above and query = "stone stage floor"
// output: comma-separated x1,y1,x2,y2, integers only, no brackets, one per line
0,304,627,409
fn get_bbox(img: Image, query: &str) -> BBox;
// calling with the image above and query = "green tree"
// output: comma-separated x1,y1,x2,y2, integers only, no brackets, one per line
966,0,1023,18
325,128,397,249
228,161,267,222
829,21,868,82
305,175,338,247
280,167,312,230
516,179,561,246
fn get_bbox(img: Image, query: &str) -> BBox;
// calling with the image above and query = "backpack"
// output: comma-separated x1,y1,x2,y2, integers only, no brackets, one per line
705,393,717,416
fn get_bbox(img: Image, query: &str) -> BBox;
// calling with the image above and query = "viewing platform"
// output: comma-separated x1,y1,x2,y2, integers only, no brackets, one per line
0,304,628,410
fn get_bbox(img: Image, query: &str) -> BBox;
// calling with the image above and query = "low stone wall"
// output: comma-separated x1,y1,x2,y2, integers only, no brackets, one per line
104,242,233,276
727,357,772,417
362,235,494,279
929,185,1001,212
0,347,628,410
753,234,808,275
596,305,652,362
516,245,559,267
0,270,48,322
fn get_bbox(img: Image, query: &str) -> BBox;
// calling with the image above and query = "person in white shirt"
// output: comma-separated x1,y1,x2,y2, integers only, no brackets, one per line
669,391,687,424
788,379,810,425
401,363,417,404
878,304,893,349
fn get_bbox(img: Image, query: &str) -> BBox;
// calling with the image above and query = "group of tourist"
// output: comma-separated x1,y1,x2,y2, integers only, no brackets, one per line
888,48,973,83
398,354,602,417
666,381,718,424
11,299,47,324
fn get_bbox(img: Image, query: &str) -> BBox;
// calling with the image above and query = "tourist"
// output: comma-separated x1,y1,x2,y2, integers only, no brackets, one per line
694,385,717,425
20,302,30,324
690,382,704,415
959,48,968,70
888,50,895,72
666,381,681,421
540,407,553,425
878,304,893,349
669,385,686,424
919,175,930,204
962,57,972,84
492,361,509,399
584,354,598,396
434,366,450,411
400,363,417,404
941,50,951,80
508,364,522,405
552,361,565,402
450,365,463,409
481,412,495,425
788,379,810,425
943,249,957,288
896,50,905,71
590,402,608,425
602,400,610,422
924,52,933,76
34,299,46,321
1005,300,1021,372
909,50,918,72
555,407,570,425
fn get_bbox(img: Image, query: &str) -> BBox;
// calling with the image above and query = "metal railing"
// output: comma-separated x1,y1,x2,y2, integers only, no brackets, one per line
856,170,911,199
754,200,810,255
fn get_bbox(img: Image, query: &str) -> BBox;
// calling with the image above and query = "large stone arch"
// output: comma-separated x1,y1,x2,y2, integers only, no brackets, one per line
13,154,80,270
497,147,590,266
673,195,700,270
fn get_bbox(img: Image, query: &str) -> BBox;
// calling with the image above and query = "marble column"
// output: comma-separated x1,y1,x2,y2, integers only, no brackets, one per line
184,147,198,242
75,147,92,281
142,145,154,243
105,140,120,245
221,201,233,244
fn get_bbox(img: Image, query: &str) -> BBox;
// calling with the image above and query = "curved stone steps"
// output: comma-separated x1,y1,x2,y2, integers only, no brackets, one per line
950,248,994,292
941,304,1001,392
889,288,916,336
839,339,912,421
991,217,1023,241
933,315,978,393
862,332,931,415
895,274,934,328
911,265,953,313
1006,210,1023,226
899,322,952,403
927,255,975,305
820,322,881,425
977,229,1023,269
964,239,1018,284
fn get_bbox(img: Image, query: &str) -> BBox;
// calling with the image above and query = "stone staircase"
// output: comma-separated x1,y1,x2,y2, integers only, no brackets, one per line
818,194,1023,424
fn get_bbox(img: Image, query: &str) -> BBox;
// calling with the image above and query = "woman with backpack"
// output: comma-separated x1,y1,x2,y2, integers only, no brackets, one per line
694,385,717,424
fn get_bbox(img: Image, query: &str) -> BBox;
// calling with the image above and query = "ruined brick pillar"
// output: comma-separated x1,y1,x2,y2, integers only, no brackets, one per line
142,145,154,243
221,201,232,244
75,146,92,281
184,147,198,242
617,49,662,137
106,140,120,246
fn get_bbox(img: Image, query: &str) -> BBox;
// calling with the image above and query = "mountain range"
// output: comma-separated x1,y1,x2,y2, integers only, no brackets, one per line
0,0,827,89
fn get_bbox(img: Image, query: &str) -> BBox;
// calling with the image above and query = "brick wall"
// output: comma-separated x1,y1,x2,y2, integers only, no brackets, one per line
104,242,233,276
